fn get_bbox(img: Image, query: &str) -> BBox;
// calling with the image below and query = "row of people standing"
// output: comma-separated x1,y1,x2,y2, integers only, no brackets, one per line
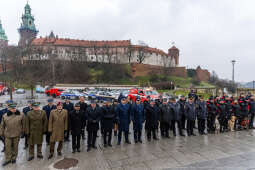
0,93,254,167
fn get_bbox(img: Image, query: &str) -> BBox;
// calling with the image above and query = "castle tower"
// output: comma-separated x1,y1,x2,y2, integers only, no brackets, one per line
18,2,38,47
0,19,8,48
168,46,179,66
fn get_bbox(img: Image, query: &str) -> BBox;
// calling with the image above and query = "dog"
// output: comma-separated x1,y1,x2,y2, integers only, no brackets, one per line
215,117,220,134
228,116,236,132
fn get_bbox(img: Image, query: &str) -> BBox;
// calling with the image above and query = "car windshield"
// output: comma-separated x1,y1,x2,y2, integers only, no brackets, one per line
145,90,158,95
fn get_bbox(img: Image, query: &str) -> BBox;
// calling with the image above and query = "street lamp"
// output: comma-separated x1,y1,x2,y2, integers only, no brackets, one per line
231,60,236,82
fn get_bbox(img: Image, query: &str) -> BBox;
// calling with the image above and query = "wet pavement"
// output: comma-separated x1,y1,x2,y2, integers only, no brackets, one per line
1,94,255,169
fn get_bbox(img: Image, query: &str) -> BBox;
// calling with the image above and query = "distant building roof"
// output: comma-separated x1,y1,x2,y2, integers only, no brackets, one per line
31,37,131,47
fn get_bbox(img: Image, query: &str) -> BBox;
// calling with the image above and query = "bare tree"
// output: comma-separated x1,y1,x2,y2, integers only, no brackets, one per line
137,46,148,64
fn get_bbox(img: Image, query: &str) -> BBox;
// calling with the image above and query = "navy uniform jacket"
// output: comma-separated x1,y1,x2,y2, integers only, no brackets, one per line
197,101,208,120
0,108,8,123
131,103,145,131
22,106,33,116
170,102,182,121
116,103,131,131
42,104,57,119
185,102,197,121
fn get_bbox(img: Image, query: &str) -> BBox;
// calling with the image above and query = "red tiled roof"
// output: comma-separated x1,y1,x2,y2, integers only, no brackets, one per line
31,37,131,47
132,45,167,56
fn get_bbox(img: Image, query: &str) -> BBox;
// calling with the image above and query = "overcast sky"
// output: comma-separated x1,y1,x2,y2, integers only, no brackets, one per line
0,0,254,82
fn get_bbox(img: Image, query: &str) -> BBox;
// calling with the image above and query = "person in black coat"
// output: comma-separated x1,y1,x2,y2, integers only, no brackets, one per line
42,98,56,145
170,97,184,136
101,101,116,147
249,96,255,129
145,99,160,141
22,100,34,149
63,99,74,142
178,96,186,130
217,99,228,132
112,99,118,136
159,98,172,138
197,97,208,135
185,97,197,136
69,103,85,153
85,100,102,152
232,99,242,130
78,96,88,140
207,97,218,133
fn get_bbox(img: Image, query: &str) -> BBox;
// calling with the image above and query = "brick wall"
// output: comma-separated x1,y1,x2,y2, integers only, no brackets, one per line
131,63,187,78
196,66,210,82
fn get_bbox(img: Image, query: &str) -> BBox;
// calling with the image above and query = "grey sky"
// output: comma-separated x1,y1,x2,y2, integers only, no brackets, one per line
0,0,254,82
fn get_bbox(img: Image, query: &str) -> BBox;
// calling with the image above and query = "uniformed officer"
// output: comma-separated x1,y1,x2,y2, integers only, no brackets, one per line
43,98,56,145
22,100,34,149
26,102,48,161
0,103,25,166
0,100,13,153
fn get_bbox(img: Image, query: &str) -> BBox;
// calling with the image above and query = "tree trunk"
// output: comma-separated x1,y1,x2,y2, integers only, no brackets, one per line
31,85,34,98
9,84,13,101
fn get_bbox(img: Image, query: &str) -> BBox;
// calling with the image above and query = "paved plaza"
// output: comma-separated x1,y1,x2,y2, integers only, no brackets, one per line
0,128,255,170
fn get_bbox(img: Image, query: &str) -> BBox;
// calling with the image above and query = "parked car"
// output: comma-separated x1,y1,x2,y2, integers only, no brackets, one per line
128,88,159,103
60,90,84,100
35,85,45,93
16,88,26,94
45,88,64,98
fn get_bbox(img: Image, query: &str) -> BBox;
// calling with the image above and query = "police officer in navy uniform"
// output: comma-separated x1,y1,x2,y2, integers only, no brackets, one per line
178,96,186,130
42,98,56,145
22,100,34,149
78,96,88,140
197,96,208,135
170,97,185,137
86,100,102,152
185,96,197,136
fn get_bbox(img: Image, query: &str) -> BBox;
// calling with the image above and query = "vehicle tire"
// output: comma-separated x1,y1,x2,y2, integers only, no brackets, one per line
46,92,50,96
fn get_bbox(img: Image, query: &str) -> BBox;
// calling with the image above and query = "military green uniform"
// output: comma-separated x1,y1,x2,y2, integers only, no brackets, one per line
48,109,68,154
0,110,25,162
25,110,48,158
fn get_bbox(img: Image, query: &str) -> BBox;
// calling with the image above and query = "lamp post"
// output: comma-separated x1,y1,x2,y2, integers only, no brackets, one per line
231,60,236,82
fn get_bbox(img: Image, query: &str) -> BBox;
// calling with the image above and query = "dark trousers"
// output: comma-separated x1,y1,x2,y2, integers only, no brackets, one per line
160,122,170,137
219,117,227,132
198,118,206,134
134,130,142,141
187,120,195,135
207,114,216,132
171,120,183,136
72,134,81,151
65,130,70,141
46,132,50,144
181,115,186,129
118,130,129,143
50,141,63,154
249,113,254,128
147,127,157,139
103,130,112,145
24,135,28,147
87,130,97,148
81,129,85,139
